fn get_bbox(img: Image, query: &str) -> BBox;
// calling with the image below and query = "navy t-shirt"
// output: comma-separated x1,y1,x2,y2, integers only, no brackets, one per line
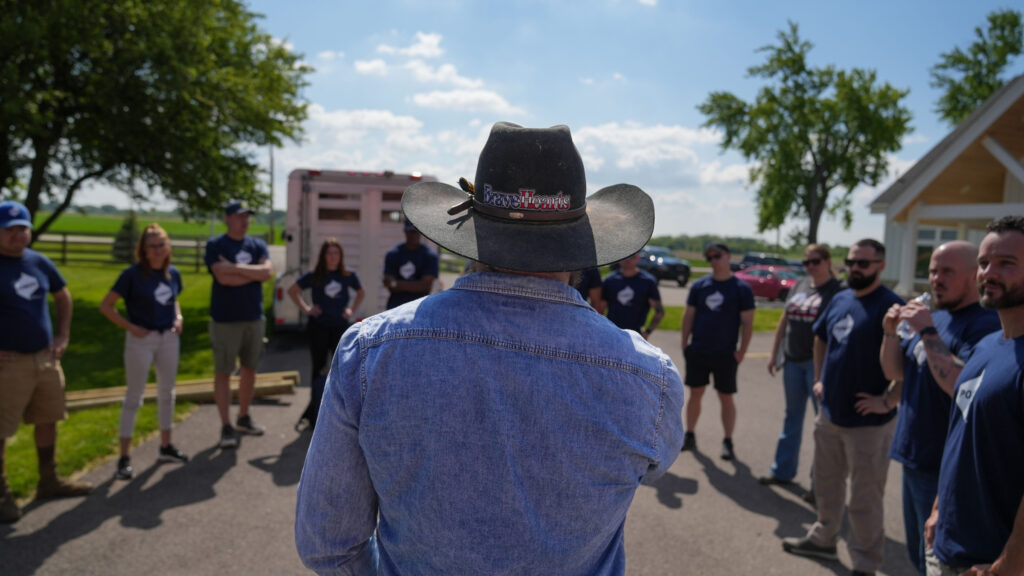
813,286,904,427
383,243,439,309
296,269,362,328
111,264,184,330
0,249,66,353
686,275,755,355
601,269,661,332
889,303,999,473
205,234,269,322
576,267,602,300
935,332,1024,567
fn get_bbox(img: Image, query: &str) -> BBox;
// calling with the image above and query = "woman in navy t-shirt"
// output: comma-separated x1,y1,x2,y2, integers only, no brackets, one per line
289,239,364,375
98,224,188,481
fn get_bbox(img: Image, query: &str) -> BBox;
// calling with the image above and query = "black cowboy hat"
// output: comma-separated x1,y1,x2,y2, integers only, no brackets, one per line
402,122,654,272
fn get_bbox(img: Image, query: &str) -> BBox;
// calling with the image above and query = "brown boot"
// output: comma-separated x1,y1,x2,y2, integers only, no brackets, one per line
0,480,20,524
36,445,92,499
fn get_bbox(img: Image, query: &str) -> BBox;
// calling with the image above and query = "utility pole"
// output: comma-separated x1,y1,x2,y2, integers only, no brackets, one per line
269,146,275,243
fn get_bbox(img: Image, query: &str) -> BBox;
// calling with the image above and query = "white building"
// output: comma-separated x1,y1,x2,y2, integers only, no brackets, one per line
870,74,1024,296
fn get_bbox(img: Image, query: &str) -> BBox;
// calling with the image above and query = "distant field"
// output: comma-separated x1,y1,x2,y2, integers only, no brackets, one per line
38,212,281,244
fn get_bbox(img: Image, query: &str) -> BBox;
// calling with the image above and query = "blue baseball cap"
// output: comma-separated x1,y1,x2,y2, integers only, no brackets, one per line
0,201,32,229
225,200,254,216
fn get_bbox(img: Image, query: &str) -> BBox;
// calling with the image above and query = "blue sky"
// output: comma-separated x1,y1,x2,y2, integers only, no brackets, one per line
86,0,1024,246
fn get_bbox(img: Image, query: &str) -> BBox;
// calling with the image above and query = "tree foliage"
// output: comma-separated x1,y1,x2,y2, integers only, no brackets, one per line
0,0,310,237
698,22,912,244
930,9,1023,127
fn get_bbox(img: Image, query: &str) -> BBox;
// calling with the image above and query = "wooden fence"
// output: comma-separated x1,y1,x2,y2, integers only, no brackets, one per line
33,231,271,272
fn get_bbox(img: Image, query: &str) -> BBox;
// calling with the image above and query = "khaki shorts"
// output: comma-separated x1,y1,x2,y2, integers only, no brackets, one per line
0,350,67,438
210,319,265,374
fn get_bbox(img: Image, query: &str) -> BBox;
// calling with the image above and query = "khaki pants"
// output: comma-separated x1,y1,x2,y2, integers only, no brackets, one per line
120,331,180,437
0,350,67,438
807,411,896,573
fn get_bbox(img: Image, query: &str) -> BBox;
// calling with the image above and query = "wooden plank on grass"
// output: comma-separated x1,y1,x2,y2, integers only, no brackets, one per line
65,370,299,411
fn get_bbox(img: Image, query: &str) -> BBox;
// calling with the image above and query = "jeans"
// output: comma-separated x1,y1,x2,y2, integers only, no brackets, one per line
769,358,817,480
903,466,939,576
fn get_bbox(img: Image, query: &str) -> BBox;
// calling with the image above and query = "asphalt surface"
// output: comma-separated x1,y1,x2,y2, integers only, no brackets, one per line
1,316,915,576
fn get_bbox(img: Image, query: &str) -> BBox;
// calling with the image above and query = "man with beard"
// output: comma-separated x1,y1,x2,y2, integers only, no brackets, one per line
924,216,1024,576
865,242,999,575
783,238,904,576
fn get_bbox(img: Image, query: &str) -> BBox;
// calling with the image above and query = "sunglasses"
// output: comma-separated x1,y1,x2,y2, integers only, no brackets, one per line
706,253,724,261
802,257,824,267
844,258,882,269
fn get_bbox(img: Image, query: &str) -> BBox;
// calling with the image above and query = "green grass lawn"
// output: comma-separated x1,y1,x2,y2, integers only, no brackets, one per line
38,211,282,244
658,306,782,333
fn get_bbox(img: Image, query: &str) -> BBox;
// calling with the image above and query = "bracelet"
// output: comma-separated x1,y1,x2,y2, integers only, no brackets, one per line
883,332,898,338
919,326,938,336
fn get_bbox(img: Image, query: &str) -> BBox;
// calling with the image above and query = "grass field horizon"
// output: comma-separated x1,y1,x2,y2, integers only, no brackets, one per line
36,211,281,243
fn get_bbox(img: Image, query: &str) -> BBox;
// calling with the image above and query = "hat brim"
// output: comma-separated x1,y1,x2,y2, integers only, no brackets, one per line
1,219,32,229
403,181,654,272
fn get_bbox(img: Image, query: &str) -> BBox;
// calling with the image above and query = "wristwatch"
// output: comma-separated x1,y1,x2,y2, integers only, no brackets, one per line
919,326,938,337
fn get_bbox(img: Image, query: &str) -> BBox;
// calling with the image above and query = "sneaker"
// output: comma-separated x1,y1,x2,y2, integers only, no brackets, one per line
781,536,838,561
758,475,792,486
36,476,93,499
680,431,696,452
115,456,134,480
219,424,239,449
235,414,265,436
0,490,20,524
720,438,735,460
158,444,189,463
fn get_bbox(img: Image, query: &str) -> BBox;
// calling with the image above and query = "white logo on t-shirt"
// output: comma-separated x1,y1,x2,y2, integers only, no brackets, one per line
324,280,342,299
399,261,416,280
617,285,635,306
706,291,724,311
788,292,807,306
832,313,854,342
956,370,983,422
913,339,927,366
154,282,173,306
235,250,252,265
14,273,39,300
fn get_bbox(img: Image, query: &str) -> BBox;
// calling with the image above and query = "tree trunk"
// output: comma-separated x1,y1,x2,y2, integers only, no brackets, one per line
33,167,109,241
24,136,54,225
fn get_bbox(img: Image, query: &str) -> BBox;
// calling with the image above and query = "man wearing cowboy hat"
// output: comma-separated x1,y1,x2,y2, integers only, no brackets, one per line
296,122,685,574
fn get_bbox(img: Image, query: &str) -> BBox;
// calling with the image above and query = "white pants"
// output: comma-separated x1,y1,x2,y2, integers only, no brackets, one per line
120,330,180,438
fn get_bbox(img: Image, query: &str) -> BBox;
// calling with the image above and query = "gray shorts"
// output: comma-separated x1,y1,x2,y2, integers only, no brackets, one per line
210,319,265,374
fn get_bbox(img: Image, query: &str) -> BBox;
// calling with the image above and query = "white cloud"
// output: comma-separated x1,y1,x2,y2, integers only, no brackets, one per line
636,0,658,5
317,50,345,61
378,32,444,58
412,90,526,115
575,122,720,169
698,160,751,186
580,77,595,85
901,133,930,146
354,59,389,75
404,60,483,88
613,72,626,82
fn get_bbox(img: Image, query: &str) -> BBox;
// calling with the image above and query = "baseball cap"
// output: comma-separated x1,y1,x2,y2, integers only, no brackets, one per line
704,242,730,256
225,200,254,216
0,201,32,229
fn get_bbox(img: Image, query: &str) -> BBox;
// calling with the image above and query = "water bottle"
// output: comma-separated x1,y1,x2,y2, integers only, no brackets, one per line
897,292,932,339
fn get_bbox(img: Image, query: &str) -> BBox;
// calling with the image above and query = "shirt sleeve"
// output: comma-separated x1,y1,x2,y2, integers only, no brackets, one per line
641,358,685,485
295,325,379,574
111,268,133,298
382,251,397,277
42,255,66,293
813,298,834,340
649,277,662,302
172,266,184,296
256,238,270,262
425,250,439,277
349,272,362,291
204,237,219,270
296,272,312,290
686,281,699,306
738,281,755,311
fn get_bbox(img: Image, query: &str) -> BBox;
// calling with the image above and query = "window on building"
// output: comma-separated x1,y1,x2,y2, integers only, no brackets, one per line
915,226,958,280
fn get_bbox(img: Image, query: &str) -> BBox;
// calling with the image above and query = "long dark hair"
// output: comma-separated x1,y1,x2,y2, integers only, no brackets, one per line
135,223,171,279
311,238,349,286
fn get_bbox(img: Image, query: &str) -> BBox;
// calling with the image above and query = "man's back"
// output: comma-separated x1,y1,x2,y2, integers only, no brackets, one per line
296,272,684,575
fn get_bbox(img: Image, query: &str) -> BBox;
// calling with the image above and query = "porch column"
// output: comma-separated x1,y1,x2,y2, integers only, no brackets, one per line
895,202,923,296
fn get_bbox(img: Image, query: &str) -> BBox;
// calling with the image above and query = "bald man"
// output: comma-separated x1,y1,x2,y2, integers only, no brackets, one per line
864,241,1000,575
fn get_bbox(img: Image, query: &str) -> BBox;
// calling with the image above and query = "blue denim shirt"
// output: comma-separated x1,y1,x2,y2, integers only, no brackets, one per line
295,272,685,575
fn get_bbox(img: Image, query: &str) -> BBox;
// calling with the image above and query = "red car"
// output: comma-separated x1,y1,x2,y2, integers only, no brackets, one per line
735,265,801,301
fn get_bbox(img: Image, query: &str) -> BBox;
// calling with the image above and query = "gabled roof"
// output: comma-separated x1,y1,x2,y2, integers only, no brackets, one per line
870,74,1024,216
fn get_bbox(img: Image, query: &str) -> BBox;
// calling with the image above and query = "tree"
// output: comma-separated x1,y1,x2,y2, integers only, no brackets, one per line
698,22,912,244
0,0,310,238
930,9,1023,127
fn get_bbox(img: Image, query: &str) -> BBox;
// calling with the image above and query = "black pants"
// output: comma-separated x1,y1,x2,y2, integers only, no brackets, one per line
307,320,348,377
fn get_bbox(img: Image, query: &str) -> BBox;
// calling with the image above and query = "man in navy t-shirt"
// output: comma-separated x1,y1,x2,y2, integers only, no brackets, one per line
383,221,439,310
576,267,604,312
205,200,273,448
602,253,664,338
926,216,1024,575
0,201,91,523
783,239,904,575
680,242,754,460
870,241,998,575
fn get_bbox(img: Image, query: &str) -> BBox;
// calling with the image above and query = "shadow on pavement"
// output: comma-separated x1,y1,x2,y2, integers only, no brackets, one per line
248,431,312,487
0,446,237,575
645,471,699,510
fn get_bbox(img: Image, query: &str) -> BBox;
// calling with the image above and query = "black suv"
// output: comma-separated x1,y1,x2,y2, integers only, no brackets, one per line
636,245,691,286
730,252,791,272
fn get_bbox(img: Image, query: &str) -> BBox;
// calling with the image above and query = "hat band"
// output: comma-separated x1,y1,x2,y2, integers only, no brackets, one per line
471,197,587,222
